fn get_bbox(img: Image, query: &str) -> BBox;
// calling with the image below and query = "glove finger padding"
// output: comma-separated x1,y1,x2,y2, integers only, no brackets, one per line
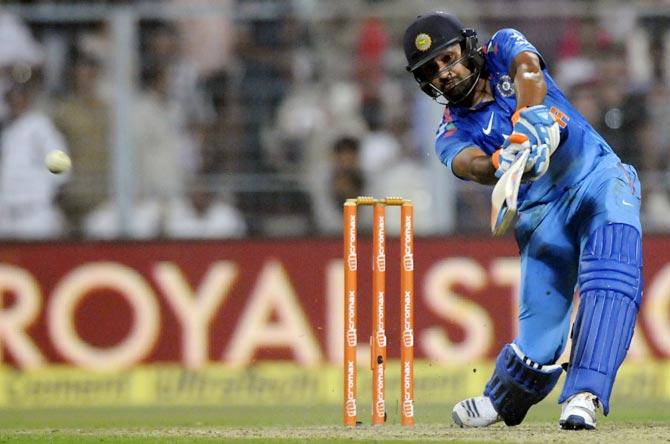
523,143,550,181
495,134,531,178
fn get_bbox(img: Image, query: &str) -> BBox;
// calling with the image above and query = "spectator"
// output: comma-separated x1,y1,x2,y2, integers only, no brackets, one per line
234,0,295,173
0,79,68,239
554,17,610,90
171,0,236,79
640,80,670,232
567,80,601,127
133,63,186,200
83,62,196,240
359,97,401,179
262,51,325,175
0,12,44,122
309,136,364,235
143,21,214,129
355,16,389,104
51,52,109,236
642,179,670,232
200,74,246,174
595,44,649,171
164,184,247,239
82,199,162,240
0,12,43,67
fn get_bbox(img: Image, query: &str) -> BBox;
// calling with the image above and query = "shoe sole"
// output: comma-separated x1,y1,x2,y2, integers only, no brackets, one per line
452,410,464,428
560,415,595,430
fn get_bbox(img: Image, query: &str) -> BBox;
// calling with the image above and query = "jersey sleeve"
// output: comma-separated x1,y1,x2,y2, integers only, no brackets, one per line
486,28,545,73
434,108,474,177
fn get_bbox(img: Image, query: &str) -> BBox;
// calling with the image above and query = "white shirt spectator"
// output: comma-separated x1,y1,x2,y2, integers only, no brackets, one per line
0,13,43,67
133,89,185,198
359,129,402,176
164,196,247,239
0,111,68,238
364,156,440,236
0,13,44,121
83,199,162,239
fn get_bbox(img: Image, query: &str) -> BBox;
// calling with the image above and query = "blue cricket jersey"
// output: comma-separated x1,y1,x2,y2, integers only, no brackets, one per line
435,28,619,206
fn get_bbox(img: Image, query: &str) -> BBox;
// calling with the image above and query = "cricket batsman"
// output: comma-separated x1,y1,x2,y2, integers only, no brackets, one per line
403,12,642,430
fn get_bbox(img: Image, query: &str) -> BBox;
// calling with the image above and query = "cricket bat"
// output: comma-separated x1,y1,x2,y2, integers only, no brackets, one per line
490,149,529,236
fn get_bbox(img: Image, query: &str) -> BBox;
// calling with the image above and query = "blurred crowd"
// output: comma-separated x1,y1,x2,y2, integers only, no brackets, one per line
0,0,669,240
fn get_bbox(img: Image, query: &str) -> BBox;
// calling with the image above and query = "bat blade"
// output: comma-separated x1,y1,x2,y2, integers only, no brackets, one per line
490,149,529,236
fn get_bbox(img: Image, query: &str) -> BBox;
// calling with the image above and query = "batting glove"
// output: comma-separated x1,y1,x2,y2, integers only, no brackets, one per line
511,105,560,154
524,141,550,181
492,133,531,178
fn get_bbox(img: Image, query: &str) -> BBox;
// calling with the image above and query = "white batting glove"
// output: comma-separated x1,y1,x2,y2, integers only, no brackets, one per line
494,133,531,178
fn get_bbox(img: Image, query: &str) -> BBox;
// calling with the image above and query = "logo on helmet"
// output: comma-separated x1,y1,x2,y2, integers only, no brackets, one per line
415,33,432,52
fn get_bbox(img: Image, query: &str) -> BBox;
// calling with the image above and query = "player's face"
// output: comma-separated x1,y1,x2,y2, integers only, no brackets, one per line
417,43,474,101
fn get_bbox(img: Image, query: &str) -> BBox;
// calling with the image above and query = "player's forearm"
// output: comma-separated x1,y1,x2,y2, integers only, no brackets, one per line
457,155,498,185
513,55,547,109
514,68,546,108
470,155,498,185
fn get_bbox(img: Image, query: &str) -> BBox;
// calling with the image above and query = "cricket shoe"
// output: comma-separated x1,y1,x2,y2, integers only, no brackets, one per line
559,392,599,430
452,396,502,428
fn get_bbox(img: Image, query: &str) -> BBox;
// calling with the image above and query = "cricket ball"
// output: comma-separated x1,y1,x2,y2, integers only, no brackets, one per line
45,150,72,174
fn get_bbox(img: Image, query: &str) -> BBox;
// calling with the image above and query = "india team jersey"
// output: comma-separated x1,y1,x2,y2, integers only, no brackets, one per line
435,28,619,206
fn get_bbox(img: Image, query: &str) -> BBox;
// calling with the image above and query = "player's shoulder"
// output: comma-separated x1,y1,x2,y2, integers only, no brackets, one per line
487,28,529,48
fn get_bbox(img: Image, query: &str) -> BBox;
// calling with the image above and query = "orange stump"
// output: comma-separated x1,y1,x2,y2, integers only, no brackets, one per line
342,196,415,427
400,202,415,426
371,202,387,425
343,200,358,426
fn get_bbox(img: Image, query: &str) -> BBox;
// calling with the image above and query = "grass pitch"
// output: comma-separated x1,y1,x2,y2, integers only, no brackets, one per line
0,399,668,443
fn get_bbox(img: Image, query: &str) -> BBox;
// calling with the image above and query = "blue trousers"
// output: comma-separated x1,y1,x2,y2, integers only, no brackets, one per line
513,157,641,364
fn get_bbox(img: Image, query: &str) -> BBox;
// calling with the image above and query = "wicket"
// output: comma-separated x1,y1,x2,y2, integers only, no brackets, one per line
343,196,415,426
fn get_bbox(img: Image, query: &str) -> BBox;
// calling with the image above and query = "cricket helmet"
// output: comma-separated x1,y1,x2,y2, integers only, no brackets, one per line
403,12,484,104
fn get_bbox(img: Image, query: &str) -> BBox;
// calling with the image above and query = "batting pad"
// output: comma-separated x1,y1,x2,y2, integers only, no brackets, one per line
484,343,563,426
559,223,643,414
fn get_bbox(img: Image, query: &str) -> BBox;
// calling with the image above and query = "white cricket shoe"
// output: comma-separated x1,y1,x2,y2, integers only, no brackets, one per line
559,392,600,430
452,396,502,428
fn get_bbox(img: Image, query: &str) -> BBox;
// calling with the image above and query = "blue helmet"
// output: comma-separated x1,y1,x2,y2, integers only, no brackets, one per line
403,12,484,104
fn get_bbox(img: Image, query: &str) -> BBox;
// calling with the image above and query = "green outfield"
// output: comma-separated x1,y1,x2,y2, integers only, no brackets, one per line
0,399,668,443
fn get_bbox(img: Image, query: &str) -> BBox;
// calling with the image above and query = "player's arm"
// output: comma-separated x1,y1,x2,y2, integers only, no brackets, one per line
510,51,547,110
503,50,560,181
452,147,498,185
